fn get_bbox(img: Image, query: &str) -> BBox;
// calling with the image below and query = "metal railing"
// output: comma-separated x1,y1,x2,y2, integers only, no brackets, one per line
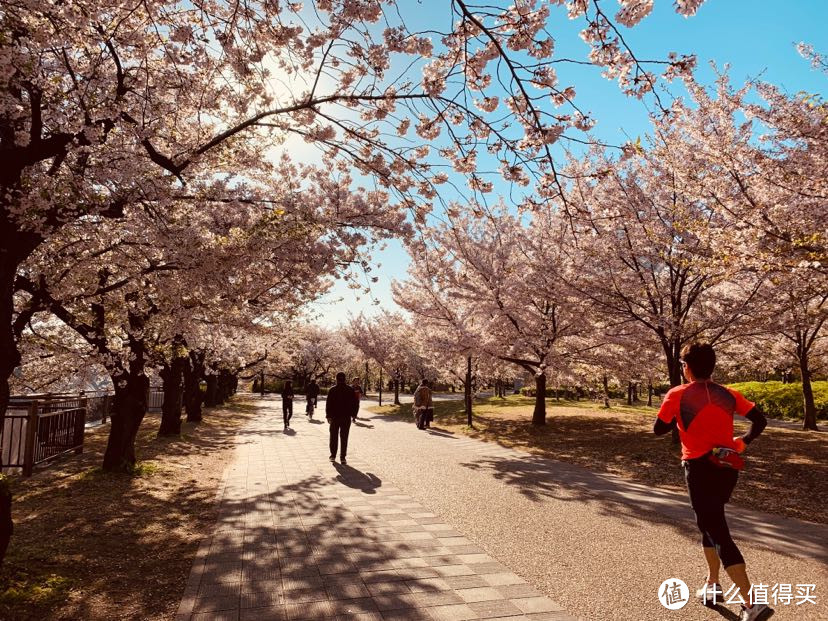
2,399,86,476
9,387,163,423
148,387,164,412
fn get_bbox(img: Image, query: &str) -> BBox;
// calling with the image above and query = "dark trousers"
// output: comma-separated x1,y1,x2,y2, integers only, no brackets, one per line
282,400,293,425
684,457,745,568
329,417,352,459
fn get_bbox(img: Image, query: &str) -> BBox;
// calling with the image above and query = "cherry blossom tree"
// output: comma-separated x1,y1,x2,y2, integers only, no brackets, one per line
645,73,826,427
561,143,763,390
396,203,592,425
1,0,710,435
13,164,395,469
265,323,358,388
346,311,414,405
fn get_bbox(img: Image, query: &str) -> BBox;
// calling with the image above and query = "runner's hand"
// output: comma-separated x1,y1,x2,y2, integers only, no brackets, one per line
732,437,746,453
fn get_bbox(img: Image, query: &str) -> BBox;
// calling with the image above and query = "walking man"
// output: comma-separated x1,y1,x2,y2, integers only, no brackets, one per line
326,372,359,465
654,342,769,621
281,380,294,429
306,378,320,418
351,377,363,421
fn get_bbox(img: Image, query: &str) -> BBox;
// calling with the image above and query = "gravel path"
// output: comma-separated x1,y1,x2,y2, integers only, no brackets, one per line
344,402,828,621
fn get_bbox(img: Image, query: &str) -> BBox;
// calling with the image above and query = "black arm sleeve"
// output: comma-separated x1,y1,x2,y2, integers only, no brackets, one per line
741,406,767,444
653,417,676,435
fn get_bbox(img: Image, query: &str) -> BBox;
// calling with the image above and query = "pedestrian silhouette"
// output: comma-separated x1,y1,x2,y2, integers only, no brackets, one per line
326,372,359,465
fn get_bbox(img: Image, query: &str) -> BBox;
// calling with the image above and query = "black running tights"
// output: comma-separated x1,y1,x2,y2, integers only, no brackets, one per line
683,458,745,568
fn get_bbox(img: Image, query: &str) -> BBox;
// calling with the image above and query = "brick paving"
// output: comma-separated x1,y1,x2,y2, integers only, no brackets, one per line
176,397,573,621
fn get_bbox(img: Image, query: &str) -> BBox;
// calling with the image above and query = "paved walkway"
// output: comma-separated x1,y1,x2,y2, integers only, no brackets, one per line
177,396,827,621
176,397,573,621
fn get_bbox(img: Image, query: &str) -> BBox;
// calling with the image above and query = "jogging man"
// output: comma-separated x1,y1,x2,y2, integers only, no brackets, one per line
326,372,359,465
654,342,769,621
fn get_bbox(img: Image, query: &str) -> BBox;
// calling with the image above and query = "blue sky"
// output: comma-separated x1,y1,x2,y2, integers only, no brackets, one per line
309,0,828,328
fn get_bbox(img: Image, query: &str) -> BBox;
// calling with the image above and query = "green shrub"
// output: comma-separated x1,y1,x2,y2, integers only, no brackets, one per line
727,381,828,420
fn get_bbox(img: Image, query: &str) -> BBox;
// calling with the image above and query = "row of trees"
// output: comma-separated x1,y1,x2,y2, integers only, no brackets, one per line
4,0,724,469
375,73,825,431
4,0,819,563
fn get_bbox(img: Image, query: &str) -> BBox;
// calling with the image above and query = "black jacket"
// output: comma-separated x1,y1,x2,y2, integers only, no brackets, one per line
326,383,359,421
306,382,320,398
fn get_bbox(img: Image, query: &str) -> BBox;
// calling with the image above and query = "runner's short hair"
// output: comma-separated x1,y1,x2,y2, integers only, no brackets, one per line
680,342,716,379
336,372,346,382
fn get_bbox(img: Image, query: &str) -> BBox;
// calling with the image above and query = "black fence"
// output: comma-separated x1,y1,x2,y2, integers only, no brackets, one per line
2,400,86,476
2,387,165,475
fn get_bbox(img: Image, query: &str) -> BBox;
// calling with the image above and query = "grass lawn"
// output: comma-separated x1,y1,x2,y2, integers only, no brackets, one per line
0,397,257,621
368,394,827,525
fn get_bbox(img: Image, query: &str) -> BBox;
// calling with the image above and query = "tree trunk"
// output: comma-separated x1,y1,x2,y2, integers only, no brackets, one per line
0,477,11,567
800,356,819,431
662,337,683,444
205,373,218,407
627,381,633,406
602,375,610,408
647,380,653,407
158,346,186,436
102,311,151,471
0,255,21,565
393,379,400,405
102,368,150,471
532,373,546,426
0,227,41,445
465,355,473,427
184,351,205,422
216,370,232,404
378,368,383,406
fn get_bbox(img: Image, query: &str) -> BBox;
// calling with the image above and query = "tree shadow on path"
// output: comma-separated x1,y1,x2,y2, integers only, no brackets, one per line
459,453,828,565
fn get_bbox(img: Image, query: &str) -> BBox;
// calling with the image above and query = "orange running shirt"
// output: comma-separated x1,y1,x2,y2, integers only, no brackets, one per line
657,380,755,460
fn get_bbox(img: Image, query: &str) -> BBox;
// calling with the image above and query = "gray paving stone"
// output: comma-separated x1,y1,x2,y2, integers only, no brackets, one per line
426,603,479,621
176,400,571,621
467,599,524,619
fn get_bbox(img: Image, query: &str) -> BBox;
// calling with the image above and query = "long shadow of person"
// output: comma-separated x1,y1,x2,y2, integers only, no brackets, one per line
353,420,374,429
425,428,456,438
332,462,382,495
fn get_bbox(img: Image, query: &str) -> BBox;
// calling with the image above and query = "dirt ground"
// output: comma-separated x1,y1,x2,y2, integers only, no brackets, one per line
0,397,258,621
369,395,827,525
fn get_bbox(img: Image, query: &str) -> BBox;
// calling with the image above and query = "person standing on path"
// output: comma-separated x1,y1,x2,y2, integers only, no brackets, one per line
654,342,769,621
281,380,294,429
413,378,433,429
351,377,362,421
305,378,320,418
327,372,359,464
